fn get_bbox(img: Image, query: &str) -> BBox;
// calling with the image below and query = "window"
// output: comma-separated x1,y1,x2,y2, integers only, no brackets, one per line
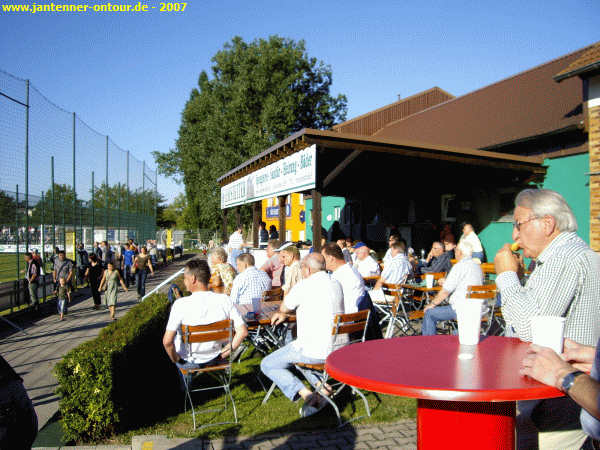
299,230,305,241
299,194,304,205
334,206,341,221
286,230,292,241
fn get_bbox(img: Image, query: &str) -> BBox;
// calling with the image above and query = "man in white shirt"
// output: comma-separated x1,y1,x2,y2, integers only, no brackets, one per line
421,241,483,335
322,242,365,314
353,243,381,278
229,253,272,305
374,242,411,289
260,253,345,417
163,259,248,373
228,225,245,269
459,223,484,262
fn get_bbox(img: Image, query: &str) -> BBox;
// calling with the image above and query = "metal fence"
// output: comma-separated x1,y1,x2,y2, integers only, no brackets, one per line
0,68,157,283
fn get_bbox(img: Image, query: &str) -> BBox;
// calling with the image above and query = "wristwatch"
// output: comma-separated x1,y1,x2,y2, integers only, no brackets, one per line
561,370,585,394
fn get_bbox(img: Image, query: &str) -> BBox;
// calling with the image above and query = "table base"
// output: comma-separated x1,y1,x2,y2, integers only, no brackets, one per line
417,399,516,450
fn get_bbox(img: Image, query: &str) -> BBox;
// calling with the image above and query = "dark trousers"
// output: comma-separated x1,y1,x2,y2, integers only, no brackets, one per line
136,269,148,297
90,280,101,306
124,265,133,288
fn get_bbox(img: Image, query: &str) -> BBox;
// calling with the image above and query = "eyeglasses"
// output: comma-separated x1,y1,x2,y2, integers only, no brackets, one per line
512,216,539,231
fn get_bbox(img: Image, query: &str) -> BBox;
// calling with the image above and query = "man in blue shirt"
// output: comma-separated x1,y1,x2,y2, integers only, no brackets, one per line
122,243,136,288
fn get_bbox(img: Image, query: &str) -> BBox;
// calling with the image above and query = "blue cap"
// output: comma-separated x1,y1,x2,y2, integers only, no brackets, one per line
352,242,367,249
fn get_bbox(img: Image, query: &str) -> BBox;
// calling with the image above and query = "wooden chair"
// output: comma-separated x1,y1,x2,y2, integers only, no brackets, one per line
179,319,237,430
444,284,498,335
380,281,418,337
261,287,282,302
263,311,373,427
295,310,372,426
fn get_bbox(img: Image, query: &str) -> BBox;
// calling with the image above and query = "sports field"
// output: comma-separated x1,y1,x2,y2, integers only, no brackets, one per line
0,253,53,283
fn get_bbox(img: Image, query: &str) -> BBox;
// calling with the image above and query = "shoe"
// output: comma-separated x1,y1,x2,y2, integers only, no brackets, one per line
299,404,319,418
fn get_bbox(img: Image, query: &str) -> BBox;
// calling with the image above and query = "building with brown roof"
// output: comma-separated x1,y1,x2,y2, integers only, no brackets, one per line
218,43,597,257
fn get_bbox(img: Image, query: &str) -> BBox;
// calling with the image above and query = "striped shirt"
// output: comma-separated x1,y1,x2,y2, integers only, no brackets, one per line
380,254,411,285
229,266,272,305
496,232,600,346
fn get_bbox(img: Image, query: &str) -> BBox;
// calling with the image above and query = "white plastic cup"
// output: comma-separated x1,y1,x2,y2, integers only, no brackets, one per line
425,274,434,289
251,297,262,313
531,316,566,354
456,299,485,346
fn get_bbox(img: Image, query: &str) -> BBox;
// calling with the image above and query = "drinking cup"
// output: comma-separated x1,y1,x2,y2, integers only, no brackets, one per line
456,299,485,346
425,274,434,289
531,316,566,354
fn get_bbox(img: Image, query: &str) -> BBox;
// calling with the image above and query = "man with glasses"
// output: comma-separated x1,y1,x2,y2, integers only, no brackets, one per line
419,241,453,275
494,188,600,449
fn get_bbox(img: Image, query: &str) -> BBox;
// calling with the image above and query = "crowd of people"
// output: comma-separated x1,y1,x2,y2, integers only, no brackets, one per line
23,238,164,321
161,188,599,446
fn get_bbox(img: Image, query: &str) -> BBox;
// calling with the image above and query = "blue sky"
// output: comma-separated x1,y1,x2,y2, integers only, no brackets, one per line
1,0,599,202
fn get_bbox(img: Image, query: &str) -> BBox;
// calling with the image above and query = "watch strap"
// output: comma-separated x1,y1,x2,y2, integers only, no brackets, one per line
561,370,585,393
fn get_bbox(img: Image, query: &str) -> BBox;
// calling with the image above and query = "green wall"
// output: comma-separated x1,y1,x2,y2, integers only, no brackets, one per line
305,196,346,242
479,153,589,260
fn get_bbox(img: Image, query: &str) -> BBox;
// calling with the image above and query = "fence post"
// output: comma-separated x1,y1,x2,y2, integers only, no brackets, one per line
142,161,146,242
126,150,130,241
41,190,47,299
72,112,77,245
117,182,121,243
62,197,66,252
105,136,109,242
16,185,20,288
154,171,158,240
91,171,95,245
51,156,56,253
25,79,30,254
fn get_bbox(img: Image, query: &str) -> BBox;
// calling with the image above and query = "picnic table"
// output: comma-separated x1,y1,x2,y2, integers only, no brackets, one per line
325,335,563,450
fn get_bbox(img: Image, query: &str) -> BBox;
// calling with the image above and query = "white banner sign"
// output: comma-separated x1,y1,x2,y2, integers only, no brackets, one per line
221,144,316,209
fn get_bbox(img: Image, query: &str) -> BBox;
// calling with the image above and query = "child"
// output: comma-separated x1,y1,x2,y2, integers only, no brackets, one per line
57,277,68,321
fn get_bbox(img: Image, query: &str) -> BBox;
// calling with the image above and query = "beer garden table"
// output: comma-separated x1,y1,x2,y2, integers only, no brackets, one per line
325,335,563,449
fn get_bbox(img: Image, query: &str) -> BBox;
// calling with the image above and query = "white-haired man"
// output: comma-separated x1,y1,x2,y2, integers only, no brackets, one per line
260,253,345,417
353,242,380,278
421,240,483,336
494,188,600,449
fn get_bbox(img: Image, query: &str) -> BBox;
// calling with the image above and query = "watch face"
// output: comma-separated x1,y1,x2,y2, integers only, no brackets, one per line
562,371,584,393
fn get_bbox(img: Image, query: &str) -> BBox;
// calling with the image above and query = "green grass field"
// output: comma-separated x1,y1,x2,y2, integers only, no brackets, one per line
0,253,27,283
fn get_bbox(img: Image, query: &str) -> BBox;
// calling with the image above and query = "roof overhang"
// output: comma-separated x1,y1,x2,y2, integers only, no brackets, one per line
217,129,546,188
554,61,600,82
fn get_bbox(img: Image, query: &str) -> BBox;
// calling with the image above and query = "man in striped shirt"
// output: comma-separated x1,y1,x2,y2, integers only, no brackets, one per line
495,188,600,449
374,242,411,289
229,253,272,305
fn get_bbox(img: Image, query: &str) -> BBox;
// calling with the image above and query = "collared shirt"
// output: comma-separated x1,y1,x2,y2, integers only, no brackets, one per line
228,231,244,251
443,257,483,309
496,232,600,346
382,248,393,265
229,266,272,305
460,231,483,253
54,258,73,280
166,291,244,364
581,337,600,439
27,260,39,282
354,255,381,278
332,263,366,314
261,254,283,287
283,271,346,360
282,260,302,294
380,253,411,285
422,251,453,274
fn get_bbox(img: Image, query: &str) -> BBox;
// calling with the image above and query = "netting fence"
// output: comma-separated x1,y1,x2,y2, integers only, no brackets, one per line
0,68,157,282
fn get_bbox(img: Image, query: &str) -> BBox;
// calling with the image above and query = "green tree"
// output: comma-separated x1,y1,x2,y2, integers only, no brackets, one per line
0,190,16,226
153,35,347,231
29,184,83,226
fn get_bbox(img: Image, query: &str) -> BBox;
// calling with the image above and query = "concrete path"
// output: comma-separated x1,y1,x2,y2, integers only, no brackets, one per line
32,420,418,449
0,256,191,430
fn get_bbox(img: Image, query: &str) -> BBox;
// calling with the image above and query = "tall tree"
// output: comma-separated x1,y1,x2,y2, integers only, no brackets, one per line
153,35,347,231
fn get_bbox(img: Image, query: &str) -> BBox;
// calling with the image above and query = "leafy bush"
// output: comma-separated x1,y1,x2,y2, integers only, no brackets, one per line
55,293,181,443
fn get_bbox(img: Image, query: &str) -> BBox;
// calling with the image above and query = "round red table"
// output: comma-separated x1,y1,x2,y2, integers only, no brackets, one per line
325,335,563,449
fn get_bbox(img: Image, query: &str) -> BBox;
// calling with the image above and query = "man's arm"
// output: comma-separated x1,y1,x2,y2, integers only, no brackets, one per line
520,344,600,420
423,289,450,312
162,330,180,363
220,324,248,358
495,244,580,342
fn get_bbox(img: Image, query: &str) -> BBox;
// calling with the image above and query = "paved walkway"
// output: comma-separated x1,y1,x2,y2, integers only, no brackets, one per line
0,255,191,430
32,420,417,449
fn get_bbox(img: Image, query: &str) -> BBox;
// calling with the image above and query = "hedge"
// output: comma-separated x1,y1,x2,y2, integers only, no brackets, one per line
54,293,181,443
